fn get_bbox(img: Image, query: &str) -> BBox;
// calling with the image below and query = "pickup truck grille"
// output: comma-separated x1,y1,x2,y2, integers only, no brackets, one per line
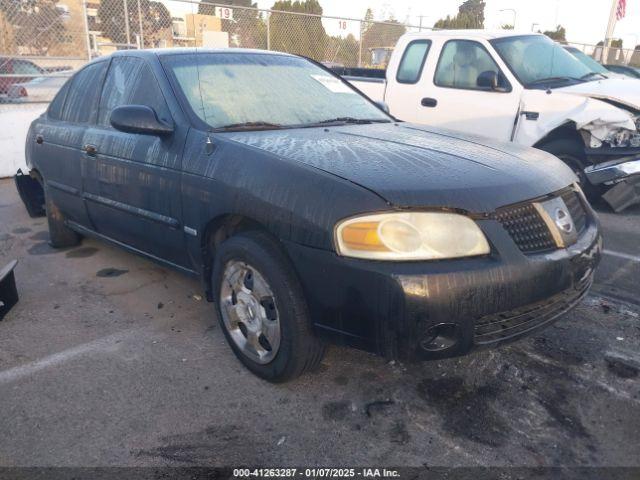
495,189,588,254
494,203,557,253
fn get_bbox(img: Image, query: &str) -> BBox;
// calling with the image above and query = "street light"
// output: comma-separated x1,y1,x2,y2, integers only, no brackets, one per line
499,8,517,29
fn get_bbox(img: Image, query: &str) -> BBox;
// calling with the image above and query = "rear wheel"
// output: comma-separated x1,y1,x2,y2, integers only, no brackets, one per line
212,231,325,382
537,138,602,200
44,182,81,248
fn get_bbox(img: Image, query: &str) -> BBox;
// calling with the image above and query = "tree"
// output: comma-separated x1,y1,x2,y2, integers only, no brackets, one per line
269,0,328,61
326,33,358,66
501,24,514,30
0,0,68,54
198,0,266,49
434,0,485,29
97,0,172,48
542,24,566,42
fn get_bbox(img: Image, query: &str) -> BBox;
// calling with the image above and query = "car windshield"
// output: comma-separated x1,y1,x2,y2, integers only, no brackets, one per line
565,47,610,75
162,52,391,130
490,35,594,88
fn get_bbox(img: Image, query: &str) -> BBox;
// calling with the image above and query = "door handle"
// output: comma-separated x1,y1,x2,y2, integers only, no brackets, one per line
421,97,438,107
84,144,97,156
35,134,43,144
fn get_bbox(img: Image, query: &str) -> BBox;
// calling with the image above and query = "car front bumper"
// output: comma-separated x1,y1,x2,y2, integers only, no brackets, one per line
284,217,602,362
584,155,640,185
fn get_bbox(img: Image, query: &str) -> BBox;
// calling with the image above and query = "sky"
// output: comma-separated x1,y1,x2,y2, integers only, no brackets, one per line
247,0,640,48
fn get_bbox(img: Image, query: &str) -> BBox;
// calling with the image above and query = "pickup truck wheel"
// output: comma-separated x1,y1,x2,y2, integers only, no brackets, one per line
537,139,601,200
212,231,325,382
44,183,81,248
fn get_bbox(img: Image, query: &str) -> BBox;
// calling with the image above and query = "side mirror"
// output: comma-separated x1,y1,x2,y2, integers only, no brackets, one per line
477,71,505,92
375,101,390,114
110,105,173,136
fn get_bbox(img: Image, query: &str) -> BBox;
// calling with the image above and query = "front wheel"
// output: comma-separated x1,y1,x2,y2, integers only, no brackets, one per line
212,231,325,382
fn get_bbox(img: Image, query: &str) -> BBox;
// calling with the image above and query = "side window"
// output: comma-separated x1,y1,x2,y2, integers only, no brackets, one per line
435,40,508,91
98,57,171,127
60,62,108,124
396,40,431,84
47,79,71,120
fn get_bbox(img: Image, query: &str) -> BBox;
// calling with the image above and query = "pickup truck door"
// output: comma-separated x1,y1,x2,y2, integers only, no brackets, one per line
386,38,523,143
82,57,190,269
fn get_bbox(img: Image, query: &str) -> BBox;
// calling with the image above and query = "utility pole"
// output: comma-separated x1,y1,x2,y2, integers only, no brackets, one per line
123,0,131,48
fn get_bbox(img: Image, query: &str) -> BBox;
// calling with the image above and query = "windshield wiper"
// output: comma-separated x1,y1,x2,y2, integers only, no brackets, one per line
212,121,283,132
311,117,391,126
580,72,606,81
526,76,583,87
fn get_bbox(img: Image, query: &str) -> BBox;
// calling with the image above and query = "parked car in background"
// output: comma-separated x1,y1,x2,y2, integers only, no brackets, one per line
604,64,640,79
19,49,601,382
0,57,45,95
340,31,640,212
563,46,625,79
7,73,72,103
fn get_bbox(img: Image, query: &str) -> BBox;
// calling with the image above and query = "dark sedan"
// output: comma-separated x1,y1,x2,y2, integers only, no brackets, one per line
22,49,602,382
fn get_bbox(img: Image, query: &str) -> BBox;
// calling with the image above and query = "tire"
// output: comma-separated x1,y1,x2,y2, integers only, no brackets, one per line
212,231,325,382
44,182,81,248
537,138,602,200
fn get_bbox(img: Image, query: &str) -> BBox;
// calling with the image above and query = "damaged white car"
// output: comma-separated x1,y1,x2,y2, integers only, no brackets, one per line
341,32,640,211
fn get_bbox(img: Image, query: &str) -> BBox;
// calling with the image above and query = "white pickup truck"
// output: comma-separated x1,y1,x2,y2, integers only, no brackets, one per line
340,31,640,211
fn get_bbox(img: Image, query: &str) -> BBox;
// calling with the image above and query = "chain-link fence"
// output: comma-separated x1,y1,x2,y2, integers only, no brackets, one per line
0,0,427,104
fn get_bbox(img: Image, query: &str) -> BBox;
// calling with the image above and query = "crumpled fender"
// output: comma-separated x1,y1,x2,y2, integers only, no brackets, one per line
514,89,636,147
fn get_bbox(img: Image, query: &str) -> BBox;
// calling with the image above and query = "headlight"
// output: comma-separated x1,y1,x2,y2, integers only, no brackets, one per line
335,212,490,261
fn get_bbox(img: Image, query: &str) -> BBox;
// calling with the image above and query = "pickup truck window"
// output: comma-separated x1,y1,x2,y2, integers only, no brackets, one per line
59,61,108,124
396,40,431,84
434,40,507,91
162,53,390,129
491,35,592,88
98,57,172,127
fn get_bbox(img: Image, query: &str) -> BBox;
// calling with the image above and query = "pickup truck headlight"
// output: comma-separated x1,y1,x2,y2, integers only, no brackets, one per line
335,212,490,261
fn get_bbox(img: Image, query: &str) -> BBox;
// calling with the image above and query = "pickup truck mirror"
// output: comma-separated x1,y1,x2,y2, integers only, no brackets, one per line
110,105,174,136
375,101,390,114
477,71,507,92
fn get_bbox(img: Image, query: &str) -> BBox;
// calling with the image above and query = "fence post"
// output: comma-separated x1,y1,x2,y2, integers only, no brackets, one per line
123,0,131,48
81,0,92,60
358,20,363,68
266,12,270,50
136,0,144,48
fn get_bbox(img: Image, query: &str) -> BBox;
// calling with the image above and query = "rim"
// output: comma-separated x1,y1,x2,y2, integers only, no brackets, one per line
219,260,281,364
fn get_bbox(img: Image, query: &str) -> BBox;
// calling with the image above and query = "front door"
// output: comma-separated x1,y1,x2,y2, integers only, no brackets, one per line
83,56,189,268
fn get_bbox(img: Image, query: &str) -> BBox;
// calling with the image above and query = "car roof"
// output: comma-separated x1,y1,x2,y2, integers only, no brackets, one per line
103,48,295,60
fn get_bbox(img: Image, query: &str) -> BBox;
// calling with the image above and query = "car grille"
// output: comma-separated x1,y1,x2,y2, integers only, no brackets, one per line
495,189,588,254
474,276,592,345
560,190,587,235
494,202,557,253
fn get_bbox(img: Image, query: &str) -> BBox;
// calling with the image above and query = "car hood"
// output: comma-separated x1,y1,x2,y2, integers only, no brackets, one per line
557,78,640,110
225,123,576,212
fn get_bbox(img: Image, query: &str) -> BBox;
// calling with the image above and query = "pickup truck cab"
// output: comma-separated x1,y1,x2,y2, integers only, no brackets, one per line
343,31,640,211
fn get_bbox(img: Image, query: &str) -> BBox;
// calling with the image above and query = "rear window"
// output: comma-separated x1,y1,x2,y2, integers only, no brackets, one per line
47,80,71,120
60,62,108,124
396,40,431,84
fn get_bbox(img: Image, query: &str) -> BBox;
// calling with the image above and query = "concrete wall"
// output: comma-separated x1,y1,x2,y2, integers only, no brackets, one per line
0,104,45,177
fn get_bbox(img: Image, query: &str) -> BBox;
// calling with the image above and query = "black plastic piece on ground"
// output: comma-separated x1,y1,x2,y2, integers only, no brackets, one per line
0,260,19,321
14,169,45,218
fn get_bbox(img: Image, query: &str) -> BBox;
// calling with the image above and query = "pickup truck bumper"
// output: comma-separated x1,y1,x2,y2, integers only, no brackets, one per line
584,155,640,184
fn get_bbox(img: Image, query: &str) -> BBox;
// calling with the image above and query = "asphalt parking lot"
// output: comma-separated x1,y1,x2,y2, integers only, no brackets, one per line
0,178,639,467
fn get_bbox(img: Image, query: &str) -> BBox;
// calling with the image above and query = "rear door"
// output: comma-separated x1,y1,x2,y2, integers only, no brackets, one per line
31,61,108,228
83,56,189,268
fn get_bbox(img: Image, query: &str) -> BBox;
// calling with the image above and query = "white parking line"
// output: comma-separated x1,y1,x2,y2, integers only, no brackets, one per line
0,330,135,385
604,249,640,263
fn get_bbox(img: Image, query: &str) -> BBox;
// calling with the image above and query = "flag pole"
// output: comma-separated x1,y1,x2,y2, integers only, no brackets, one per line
602,0,619,61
